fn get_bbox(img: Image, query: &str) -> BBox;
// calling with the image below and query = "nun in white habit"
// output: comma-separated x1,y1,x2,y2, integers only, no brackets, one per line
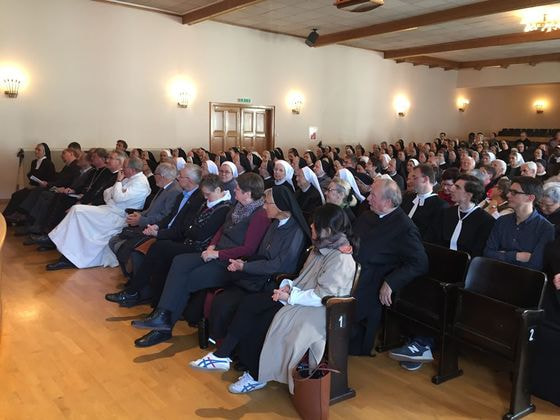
274,160,295,191
48,157,151,269
337,168,366,202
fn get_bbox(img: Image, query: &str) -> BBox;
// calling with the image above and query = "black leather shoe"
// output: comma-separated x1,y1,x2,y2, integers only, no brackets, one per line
37,244,57,252
134,330,172,348
34,235,54,246
104,290,151,307
22,236,37,246
131,309,172,331
46,259,76,271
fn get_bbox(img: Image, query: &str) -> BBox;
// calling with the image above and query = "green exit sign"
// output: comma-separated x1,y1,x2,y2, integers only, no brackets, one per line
237,98,252,104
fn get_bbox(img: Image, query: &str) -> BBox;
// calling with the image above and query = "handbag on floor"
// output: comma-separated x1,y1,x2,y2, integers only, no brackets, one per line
291,356,338,420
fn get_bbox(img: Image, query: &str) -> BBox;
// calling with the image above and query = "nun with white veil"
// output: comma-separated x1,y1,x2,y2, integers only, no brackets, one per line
273,160,295,191
337,168,366,202
203,160,219,176
295,166,325,223
220,161,238,203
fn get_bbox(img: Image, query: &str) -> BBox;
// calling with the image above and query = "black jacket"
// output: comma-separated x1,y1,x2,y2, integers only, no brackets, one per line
352,208,428,354
81,168,118,205
401,194,449,241
156,189,205,241
48,160,81,188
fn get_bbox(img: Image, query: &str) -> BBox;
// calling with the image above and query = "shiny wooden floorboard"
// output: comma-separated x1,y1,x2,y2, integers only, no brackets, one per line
0,232,559,419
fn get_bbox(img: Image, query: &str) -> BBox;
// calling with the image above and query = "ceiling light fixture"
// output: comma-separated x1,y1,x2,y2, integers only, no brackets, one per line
522,12,560,32
335,0,384,13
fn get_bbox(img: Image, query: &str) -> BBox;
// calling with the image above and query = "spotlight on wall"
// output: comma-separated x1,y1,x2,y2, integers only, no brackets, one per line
177,91,191,108
305,29,319,47
287,91,304,114
393,95,410,117
457,98,470,112
534,101,545,114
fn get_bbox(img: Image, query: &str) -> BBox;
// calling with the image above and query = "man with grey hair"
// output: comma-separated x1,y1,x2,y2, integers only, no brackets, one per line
46,156,151,270
491,159,507,179
350,178,428,356
107,162,182,275
541,182,560,231
520,161,538,178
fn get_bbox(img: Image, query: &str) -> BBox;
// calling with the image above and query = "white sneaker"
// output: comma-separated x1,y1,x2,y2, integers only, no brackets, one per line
189,352,231,371
228,372,267,394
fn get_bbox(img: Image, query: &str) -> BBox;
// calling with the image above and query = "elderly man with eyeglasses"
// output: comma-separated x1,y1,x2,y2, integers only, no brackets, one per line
484,176,554,271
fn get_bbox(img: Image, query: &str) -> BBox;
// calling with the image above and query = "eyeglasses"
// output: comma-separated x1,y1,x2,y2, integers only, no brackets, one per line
509,189,529,196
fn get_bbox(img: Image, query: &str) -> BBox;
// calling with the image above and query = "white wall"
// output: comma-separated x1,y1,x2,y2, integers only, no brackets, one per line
1,0,462,198
456,83,560,136
457,62,560,89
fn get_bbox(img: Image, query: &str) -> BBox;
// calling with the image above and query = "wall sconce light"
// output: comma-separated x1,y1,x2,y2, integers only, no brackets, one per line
170,77,195,109
534,101,545,114
394,95,410,117
287,91,304,114
177,91,191,108
457,98,469,112
4,77,20,98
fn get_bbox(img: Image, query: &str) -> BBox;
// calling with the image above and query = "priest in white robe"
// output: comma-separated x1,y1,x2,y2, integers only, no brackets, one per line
46,156,151,270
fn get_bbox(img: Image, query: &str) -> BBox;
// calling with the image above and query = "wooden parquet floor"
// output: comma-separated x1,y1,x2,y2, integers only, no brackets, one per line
0,232,559,419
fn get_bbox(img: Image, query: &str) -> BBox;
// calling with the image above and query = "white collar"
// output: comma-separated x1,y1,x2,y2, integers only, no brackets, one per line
278,216,290,227
207,190,231,208
162,181,173,190
378,207,397,218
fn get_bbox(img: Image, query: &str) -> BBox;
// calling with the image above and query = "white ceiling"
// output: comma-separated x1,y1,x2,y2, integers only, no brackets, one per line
104,0,560,68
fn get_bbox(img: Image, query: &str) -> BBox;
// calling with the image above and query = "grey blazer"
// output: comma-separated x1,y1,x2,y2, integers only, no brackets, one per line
138,180,183,228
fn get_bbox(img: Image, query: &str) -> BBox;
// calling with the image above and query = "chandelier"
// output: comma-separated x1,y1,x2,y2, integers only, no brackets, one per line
523,13,560,32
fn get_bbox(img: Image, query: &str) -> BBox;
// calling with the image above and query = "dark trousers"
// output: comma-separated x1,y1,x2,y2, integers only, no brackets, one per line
158,254,232,325
350,271,383,356
19,188,50,216
214,293,282,379
25,190,56,231
42,194,79,232
210,287,249,339
3,188,32,216
126,240,197,299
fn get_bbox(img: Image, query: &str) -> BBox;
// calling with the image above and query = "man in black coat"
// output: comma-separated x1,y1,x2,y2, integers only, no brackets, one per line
351,178,428,356
401,164,448,241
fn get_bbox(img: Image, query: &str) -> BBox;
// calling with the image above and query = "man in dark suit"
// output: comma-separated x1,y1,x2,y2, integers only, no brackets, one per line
109,163,205,280
351,178,428,356
401,164,448,240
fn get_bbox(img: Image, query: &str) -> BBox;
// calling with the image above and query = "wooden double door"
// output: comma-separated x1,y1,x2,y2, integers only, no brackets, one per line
209,103,275,154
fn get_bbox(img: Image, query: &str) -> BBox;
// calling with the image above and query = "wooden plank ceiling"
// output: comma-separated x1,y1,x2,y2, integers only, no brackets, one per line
97,0,560,70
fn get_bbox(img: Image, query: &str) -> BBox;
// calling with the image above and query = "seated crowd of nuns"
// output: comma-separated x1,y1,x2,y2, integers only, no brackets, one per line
3,132,560,404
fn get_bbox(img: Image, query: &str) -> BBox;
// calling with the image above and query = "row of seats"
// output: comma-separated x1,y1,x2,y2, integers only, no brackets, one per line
378,242,547,420
498,129,560,138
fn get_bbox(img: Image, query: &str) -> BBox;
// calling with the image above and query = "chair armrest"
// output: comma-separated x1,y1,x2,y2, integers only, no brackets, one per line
322,295,354,306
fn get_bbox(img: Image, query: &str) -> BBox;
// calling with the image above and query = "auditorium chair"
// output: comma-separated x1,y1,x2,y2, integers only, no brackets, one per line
442,257,547,420
320,261,361,404
377,242,470,384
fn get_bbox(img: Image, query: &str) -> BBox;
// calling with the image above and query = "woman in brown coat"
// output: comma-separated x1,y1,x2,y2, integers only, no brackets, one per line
189,204,357,394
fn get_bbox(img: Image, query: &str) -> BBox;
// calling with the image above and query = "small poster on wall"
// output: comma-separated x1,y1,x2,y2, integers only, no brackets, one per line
309,126,318,142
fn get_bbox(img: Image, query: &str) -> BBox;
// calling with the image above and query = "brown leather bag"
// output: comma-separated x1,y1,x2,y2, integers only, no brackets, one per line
134,238,156,255
291,359,335,420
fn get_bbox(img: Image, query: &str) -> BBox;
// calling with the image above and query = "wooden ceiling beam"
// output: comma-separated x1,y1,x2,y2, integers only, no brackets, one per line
458,52,560,69
396,55,460,70
384,30,560,59
182,0,264,25
314,0,560,47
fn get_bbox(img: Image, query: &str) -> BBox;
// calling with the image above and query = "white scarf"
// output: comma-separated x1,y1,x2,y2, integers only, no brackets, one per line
275,160,294,190
449,204,477,251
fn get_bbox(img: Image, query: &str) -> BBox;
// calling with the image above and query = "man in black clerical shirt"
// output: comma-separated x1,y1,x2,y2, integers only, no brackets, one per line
351,179,428,356
401,164,448,241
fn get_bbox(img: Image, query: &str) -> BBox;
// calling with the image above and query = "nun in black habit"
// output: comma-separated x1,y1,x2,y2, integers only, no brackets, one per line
207,185,310,341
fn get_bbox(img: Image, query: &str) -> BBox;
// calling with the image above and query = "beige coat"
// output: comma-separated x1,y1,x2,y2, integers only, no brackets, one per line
258,247,355,393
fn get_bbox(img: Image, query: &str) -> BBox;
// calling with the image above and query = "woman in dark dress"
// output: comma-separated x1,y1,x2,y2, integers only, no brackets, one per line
4,142,56,221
